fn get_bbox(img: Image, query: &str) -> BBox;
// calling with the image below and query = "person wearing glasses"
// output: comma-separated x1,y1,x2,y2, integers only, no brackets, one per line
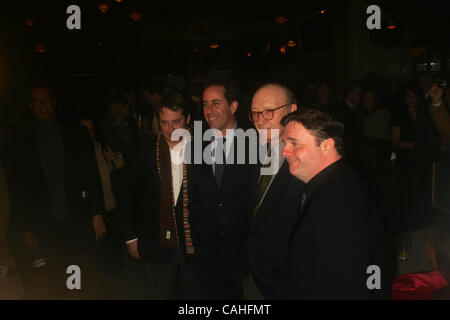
245,83,303,299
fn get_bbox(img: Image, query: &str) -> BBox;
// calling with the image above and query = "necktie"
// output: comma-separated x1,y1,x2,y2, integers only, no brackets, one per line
252,143,273,218
214,137,226,188
298,192,307,213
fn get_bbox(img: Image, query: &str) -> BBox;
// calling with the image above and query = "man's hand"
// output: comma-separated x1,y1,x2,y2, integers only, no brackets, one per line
23,231,38,251
92,214,107,240
126,239,140,259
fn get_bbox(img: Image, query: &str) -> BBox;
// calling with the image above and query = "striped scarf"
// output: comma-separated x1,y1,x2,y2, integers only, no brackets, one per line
156,132,194,254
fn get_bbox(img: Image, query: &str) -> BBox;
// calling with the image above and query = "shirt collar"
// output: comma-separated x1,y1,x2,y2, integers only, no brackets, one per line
302,158,345,199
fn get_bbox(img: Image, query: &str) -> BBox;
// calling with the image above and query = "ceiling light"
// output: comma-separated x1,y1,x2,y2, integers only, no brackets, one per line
98,3,109,13
287,40,296,47
274,16,287,24
129,11,143,21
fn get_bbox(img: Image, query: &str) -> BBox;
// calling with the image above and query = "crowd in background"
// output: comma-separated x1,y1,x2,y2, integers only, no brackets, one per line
0,69,449,299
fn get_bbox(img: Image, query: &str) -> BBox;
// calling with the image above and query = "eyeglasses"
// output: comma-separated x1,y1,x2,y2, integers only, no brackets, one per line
249,104,291,121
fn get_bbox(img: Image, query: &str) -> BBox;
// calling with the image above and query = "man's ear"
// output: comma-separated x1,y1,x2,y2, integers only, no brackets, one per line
186,114,191,125
290,104,298,113
320,138,335,155
230,101,238,115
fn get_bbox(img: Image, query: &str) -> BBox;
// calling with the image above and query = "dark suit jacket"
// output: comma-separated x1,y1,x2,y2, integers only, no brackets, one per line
248,160,304,298
9,121,104,237
188,131,258,266
278,159,387,299
123,137,192,263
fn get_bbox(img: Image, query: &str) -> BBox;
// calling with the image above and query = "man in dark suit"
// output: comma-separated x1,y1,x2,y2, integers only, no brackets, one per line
278,109,387,299
245,83,304,299
123,90,200,299
9,85,105,299
189,79,257,299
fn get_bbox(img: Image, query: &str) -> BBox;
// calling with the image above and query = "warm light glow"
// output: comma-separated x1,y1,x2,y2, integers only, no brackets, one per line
98,3,109,13
209,44,220,49
387,25,396,30
287,40,296,47
274,16,287,24
280,46,286,54
25,18,34,27
36,44,47,53
247,52,252,57
97,42,104,47
116,0,123,2
320,10,326,14
129,12,143,21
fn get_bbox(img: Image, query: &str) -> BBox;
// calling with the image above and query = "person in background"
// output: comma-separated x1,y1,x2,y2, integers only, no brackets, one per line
79,117,125,298
313,80,335,114
335,80,364,171
101,97,138,162
141,78,167,136
418,72,433,104
391,86,439,228
361,88,391,142
428,81,450,151
9,85,105,299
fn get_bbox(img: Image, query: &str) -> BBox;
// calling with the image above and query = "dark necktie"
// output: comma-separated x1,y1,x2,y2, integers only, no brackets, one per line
214,137,226,188
298,192,307,213
252,143,273,218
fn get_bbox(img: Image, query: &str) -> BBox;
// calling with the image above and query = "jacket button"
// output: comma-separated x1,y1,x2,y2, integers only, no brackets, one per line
219,203,223,208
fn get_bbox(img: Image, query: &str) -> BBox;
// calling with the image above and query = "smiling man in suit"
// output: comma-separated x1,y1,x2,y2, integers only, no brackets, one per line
189,79,257,299
278,109,387,299
245,83,304,299
123,90,200,299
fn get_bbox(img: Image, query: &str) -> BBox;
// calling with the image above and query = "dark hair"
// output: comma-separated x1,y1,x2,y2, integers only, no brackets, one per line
281,108,345,157
157,90,192,119
255,83,297,105
28,84,55,102
203,78,240,105
363,87,377,102
403,86,422,100
344,80,363,97
141,78,166,95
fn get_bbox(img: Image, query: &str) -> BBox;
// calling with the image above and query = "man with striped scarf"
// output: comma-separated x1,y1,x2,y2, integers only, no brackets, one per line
124,90,200,299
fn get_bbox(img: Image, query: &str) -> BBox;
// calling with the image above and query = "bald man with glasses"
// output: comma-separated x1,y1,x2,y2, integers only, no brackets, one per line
245,83,305,299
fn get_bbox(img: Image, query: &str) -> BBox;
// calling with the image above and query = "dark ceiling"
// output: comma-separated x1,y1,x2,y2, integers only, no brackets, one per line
0,0,447,86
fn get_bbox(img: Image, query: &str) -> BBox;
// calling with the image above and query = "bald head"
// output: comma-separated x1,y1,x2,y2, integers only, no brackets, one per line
251,83,298,144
